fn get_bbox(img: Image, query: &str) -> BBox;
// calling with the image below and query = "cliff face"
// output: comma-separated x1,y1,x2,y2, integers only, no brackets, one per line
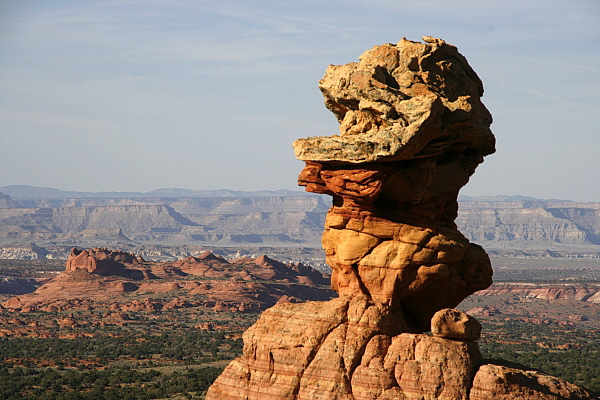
0,196,326,246
2,187,599,254
457,201,600,245
0,205,198,239
0,192,18,208
475,283,600,303
206,38,593,399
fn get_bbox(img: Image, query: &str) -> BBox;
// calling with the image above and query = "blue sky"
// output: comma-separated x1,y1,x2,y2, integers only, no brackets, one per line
1,0,599,201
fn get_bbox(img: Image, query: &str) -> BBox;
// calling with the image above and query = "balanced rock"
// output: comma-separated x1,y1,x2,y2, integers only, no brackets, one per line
431,308,481,340
206,37,592,400
295,36,494,332
293,36,494,165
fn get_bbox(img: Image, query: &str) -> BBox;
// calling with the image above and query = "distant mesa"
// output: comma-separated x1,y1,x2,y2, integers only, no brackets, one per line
475,283,600,303
0,192,18,208
0,185,313,199
1,183,598,256
458,194,570,202
0,189,329,250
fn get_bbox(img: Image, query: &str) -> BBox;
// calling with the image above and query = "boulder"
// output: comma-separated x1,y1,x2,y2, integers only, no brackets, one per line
431,308,481,340
470,364,593,400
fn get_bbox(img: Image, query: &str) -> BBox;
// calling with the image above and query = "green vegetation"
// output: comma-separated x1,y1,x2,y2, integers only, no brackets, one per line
0,332,243,399
2,258,599,397
479,319,600,395
481,342,600,395
0,332,243,364
0,364,222,399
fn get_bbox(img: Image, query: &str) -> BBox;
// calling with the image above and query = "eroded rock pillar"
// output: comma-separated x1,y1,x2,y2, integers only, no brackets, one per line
205,37,590,400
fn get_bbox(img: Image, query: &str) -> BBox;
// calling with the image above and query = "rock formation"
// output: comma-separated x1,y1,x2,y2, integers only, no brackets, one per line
66,247,144,275
206,37,594,399
2,248,332,314
475,283,600,303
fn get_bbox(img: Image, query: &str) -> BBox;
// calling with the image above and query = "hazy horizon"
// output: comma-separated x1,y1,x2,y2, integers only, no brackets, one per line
1,1,599,201
0,184,586,203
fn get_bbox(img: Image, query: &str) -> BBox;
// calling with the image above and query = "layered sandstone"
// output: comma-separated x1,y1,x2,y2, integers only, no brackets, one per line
66,247,144,275
207,37,593,399
293,37,495,333
475,283,600,303
3,248,332,313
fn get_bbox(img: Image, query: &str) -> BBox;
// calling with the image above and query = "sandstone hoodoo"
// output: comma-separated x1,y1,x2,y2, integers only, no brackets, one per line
207,37,593,399
294,36,495,334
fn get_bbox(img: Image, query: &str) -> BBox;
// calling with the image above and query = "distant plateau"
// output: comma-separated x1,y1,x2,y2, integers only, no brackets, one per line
0,185,598,262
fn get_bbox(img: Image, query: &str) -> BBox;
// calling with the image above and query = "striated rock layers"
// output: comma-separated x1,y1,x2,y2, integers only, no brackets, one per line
4,248,333,312
66,247,145,276
206,38,593,399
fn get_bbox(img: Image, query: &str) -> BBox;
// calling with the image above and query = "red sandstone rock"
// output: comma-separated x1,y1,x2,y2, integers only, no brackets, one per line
2,248,332,314
470,364,593,400
172,252,228,268
163,298,191,310
467,305,500,317
57,315,78,328
207,37,590,400
66,247,143,275
197,322,214,331
431,308,481,341
207,296,483,400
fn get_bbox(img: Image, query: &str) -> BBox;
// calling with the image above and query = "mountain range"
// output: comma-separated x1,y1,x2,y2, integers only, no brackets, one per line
0,185,312,199
0,186,598,261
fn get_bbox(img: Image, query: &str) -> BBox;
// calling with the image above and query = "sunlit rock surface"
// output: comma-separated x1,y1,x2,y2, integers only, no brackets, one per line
207,37,592,400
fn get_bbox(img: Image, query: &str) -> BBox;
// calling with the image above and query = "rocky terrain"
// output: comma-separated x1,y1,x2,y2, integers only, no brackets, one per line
1,259,598,396
1,37,599,398
475,283,600,303
206,37,594,399
0,187,598,261
1,247,333,322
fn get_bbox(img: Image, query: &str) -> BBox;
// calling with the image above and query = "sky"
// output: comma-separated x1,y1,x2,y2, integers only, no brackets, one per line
1,0,599,201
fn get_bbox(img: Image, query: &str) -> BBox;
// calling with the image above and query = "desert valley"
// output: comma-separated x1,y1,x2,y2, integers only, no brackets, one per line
1,187,599,398
1,244,598,398
1,34,600,399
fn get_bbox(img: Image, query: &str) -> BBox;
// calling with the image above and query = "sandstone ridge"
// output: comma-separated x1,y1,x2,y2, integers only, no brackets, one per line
475,283,600,303
206,37,594,399
2,247,333,314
